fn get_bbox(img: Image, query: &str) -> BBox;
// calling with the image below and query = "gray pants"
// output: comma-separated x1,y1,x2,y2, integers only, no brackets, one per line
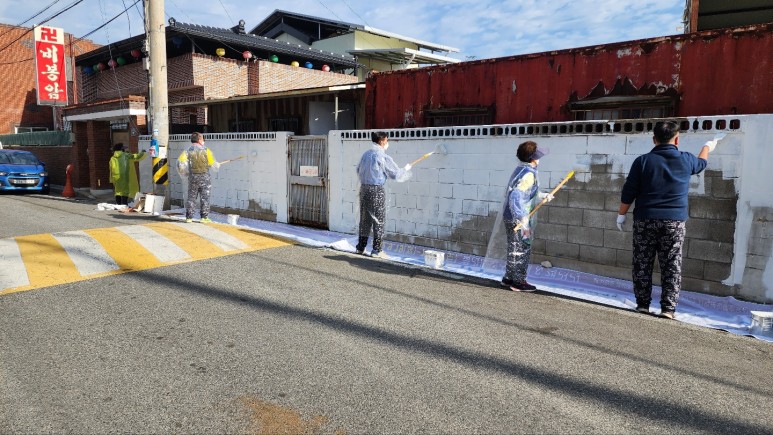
503,218,531,284
632,219,686,313
356,184,386,253
186,172,211,219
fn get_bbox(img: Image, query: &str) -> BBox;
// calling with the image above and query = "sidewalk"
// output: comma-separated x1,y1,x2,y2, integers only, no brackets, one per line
146,207,773,343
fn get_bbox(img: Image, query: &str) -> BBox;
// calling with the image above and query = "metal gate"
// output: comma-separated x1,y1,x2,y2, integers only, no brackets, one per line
288,135,328,229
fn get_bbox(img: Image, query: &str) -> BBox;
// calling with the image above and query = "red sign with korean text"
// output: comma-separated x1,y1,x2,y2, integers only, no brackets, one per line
34,26,68,106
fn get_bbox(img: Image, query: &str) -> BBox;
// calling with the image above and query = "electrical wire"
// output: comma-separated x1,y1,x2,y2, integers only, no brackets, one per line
0,0,86,55
73,0,141,43
216,0,235,26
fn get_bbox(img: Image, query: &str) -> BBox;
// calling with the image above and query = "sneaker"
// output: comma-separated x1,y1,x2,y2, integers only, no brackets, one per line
510,281,537,292
200,217,212,223
636,306,650,314
355,249,365,255
371,251,389,259
659,311,675,320
185,218,193,223
500,278,514,288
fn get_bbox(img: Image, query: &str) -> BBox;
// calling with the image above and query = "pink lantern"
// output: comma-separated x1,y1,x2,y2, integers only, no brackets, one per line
322,64,330,72
97,62,106,71
242,50,253,60
130,49,141,58
107,59,117,68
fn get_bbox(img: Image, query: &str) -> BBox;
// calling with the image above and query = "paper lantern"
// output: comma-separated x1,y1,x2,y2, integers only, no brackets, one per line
130,49,141,58
269,54,279,62
116,57,126,66
290,61,299,67
108,59,117,68
242,50,253,60
215,47,225,57
321,64,330,72
83,66,93,75
304,61,313,69
97,62,106,71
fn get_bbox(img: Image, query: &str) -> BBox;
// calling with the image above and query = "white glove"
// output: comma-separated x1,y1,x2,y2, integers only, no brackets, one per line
404,163,412,171
539,192,555,202
616,214,626,232
703,140,718,152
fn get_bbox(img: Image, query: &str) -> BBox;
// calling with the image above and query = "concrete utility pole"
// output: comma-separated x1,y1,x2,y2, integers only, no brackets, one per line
145,0,170,204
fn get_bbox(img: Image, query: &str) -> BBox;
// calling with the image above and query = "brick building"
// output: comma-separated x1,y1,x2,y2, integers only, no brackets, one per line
62,19,361,193
0,24,99,134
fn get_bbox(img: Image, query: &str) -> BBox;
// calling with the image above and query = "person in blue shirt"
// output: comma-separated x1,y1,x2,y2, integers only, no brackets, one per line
355,131,411,258
501,141,553,292
617,121,718,319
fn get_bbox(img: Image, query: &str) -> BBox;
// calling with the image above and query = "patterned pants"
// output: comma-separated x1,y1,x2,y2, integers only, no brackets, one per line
632,219,686,313
503,218,531,284
186,172,212,219
356,184,386,253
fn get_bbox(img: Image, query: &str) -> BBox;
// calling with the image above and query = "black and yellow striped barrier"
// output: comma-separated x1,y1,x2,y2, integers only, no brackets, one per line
153,157,168,185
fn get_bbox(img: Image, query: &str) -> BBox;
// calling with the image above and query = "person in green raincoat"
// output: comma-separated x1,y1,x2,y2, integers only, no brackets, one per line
109,143,147,205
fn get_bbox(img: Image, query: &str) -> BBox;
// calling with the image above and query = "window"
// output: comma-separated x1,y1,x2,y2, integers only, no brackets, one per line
570,96,674,121
14,126,49,133
269,117,300,133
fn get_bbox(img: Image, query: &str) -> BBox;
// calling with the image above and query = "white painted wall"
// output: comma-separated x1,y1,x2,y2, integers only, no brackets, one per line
139,132,291,222
137,115,773,302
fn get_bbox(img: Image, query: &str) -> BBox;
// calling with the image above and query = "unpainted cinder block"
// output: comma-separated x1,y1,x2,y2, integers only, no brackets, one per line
687,239,734,263
545,241,580,259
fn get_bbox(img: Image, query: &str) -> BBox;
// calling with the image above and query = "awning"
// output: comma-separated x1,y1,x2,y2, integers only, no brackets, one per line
349,47,460,65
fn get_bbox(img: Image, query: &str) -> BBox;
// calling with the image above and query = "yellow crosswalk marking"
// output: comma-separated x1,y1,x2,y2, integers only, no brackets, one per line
144,222,228,260
86,227,165,272
0,221,294,296
15,234,81,289
201,223,293,251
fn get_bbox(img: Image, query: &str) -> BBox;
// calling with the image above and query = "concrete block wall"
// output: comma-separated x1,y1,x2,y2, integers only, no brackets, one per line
138,132,290,223
136,115,773,303
329,115,773,303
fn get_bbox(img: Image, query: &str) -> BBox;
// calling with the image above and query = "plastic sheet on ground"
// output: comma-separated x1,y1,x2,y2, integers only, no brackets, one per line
162,209,773,343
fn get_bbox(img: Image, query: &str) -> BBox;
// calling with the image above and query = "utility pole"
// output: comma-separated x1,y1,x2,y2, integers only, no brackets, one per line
145,0,170,206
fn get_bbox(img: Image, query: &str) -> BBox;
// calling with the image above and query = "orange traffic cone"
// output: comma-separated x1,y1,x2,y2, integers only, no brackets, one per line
62,163,76,198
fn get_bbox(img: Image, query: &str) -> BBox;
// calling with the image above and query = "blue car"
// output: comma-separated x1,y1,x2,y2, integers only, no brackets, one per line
0,150,50,194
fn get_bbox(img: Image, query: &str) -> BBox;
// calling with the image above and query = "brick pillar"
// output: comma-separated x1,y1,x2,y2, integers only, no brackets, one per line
86,120,112,191
71,121,90,188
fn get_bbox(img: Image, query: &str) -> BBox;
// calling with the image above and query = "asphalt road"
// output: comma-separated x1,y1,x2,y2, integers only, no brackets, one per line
1,193,772,433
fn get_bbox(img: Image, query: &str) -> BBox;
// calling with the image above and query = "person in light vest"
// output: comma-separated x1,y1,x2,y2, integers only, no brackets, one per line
178,132,219,223
109,143,146,205
500,140,553,292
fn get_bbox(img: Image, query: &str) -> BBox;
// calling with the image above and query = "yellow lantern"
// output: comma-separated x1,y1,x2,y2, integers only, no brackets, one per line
290,61,300,67
215,48,225,57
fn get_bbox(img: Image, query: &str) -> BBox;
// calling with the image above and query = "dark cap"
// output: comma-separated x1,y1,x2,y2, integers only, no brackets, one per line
529,146,549,161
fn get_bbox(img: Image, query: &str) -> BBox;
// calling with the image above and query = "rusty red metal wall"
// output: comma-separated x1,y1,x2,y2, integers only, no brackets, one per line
366,24,773,128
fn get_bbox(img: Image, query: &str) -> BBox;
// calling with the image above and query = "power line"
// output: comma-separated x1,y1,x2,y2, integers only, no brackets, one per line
216,0,235,26
73,0,141,43
0,0,86,55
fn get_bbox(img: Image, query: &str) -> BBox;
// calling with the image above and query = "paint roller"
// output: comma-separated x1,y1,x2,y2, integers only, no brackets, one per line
408,143,448,167
514,170,575,231
218,155,247,165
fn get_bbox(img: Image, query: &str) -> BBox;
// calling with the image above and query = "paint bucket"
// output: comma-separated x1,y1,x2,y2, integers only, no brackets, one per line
424,250,445,269
750,311,773,337
143,195,164,215
227,214,239,225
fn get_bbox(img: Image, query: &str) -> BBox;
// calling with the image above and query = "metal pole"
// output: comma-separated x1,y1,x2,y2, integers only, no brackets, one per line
146,0,170,205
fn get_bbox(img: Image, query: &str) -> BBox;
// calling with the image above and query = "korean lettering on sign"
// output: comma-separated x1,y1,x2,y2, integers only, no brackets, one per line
34,26,68,106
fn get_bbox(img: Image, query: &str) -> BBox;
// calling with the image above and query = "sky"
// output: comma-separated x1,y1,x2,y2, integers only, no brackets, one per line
0,0,685,60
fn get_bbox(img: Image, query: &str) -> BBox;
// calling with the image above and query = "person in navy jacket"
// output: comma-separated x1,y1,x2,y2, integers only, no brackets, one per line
617,121,718,319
